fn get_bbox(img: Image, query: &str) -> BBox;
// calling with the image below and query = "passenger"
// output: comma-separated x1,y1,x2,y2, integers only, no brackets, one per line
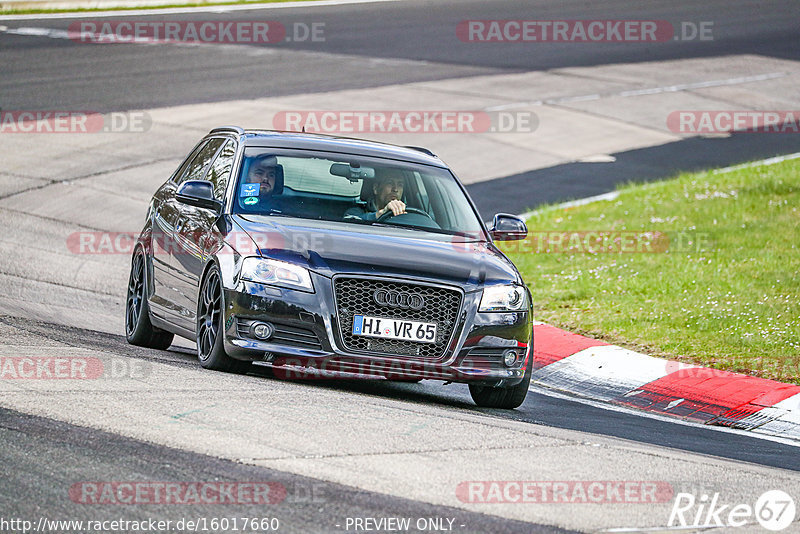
345,168,407,221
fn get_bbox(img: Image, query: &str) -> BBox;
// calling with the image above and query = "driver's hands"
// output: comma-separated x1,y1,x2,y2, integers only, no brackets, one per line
377,199,406,218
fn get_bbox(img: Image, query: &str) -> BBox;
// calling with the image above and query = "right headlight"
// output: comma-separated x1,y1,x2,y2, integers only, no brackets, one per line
479,284,527,312
240,257,314,293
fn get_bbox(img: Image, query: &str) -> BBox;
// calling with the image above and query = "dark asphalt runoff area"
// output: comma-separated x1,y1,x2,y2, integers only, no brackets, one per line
0,406,567,534
469,129,800,216
2,0,799,111
2,0,798,214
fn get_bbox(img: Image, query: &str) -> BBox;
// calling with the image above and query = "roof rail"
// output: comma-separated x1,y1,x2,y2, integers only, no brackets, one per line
404,145,437,157
209,126,245,135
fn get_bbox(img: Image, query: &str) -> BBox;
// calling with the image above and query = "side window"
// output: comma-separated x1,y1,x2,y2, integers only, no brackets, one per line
206,140,236,200
176,138,225,185
170,141,207,183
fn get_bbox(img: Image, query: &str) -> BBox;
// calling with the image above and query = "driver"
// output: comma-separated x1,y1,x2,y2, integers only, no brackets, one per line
345,168,407,221
246,155,279,196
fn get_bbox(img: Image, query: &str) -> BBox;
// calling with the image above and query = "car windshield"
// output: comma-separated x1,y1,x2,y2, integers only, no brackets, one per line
232,147,486,239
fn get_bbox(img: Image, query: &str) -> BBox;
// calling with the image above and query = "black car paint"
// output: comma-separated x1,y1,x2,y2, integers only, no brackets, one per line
136,130,533,388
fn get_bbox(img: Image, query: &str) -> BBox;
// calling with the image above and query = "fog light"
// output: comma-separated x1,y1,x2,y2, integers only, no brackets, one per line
251,322,274,340
503,349,518,367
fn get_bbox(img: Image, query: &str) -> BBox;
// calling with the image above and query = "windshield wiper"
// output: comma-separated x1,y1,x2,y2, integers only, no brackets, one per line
261,210,296,218
371,221,479,237
369,222,419,231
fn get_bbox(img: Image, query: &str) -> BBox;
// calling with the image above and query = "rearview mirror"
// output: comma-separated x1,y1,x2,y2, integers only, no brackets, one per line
330,162,375,182
176,180,222,213
489,213,527,241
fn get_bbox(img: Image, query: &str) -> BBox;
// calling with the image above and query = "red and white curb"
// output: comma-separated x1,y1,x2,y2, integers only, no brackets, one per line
530,323,800,441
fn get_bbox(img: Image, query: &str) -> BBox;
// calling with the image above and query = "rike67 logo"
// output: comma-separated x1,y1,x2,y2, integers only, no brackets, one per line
669,490,796,531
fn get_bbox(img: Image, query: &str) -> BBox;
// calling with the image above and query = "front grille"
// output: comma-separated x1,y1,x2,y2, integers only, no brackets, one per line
334,277,462,359
236,318,323,350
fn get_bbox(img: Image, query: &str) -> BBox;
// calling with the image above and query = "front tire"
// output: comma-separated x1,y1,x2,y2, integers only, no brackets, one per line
469,355,532,409
125,250,174,350
196,265,251,374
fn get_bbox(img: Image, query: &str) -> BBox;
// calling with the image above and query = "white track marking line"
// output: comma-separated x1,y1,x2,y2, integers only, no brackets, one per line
2,25,71,37
604,526,727,532
484,72,788,112
0,0,400,20
743,392,800,438
533,387,800,448
713,151,800,174
517,150,800,219
0,23,432,66
531,345,681,402
517,191,620,219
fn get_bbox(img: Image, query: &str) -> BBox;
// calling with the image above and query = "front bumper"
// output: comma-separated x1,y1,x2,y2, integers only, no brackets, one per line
221,274,532,386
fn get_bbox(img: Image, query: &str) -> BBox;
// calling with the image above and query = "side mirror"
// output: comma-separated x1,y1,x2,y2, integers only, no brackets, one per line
176,180,222,213
489,213,527,241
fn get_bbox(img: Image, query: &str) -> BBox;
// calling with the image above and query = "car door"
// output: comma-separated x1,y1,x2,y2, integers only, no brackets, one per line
170,138,236,331
148,140,209,319
151,138,225,328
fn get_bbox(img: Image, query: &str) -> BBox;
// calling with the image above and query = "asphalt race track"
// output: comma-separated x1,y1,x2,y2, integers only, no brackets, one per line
1,1,800,532
2,0,799,110
3,0,800,211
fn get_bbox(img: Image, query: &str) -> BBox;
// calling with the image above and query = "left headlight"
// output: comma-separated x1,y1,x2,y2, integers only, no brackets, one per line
479,284,527,312
240,257,314,293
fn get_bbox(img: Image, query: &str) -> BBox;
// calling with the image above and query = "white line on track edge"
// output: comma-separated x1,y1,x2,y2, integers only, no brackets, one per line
0,0,399,20
531,386,800,449
516,151,800,220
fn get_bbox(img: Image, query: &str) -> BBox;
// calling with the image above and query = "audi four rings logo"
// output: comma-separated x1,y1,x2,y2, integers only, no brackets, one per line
373,289,425,310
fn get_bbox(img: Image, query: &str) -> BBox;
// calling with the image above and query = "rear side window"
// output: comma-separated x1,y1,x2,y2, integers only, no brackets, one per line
170,141,206,183
175,138,225,185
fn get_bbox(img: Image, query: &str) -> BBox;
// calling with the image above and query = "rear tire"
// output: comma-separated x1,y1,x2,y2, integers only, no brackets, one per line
196,265,251,374
469,355,532,409
125,250,174,350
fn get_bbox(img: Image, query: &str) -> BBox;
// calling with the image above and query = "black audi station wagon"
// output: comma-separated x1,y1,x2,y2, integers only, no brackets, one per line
125,127,533,408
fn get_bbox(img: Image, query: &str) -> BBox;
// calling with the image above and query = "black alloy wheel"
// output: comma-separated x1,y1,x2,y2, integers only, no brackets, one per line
125,250,174,350
197,266,251,374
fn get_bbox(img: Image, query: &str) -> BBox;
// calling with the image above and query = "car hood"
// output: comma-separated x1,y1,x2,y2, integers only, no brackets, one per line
231,214,521,288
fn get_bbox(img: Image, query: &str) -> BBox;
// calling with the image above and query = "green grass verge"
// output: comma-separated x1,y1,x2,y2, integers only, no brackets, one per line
0,0,316,15
501,157,800,383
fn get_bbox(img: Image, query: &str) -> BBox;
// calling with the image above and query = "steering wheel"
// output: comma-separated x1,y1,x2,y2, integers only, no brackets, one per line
377,206,435,222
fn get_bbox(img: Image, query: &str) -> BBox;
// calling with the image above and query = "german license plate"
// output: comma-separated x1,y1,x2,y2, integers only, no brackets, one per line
352,315,437,344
